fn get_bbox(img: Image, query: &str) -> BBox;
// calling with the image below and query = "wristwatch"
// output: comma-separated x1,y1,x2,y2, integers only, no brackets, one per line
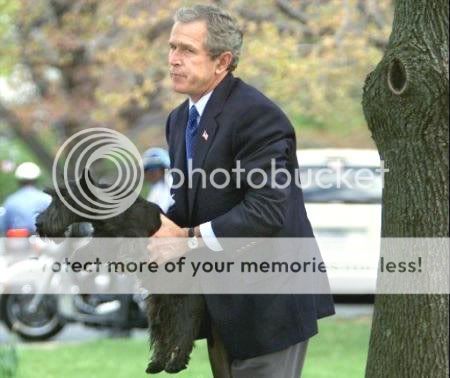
187,227,199,249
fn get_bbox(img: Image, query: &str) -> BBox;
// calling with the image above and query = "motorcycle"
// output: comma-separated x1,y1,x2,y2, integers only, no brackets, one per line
58,293,148,332
0,224,148,341
0,228,65,341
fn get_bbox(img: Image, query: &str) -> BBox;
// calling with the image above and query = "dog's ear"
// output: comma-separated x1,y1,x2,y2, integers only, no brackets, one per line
86,168,97,187
79,168,97,196
43,187,54,196
44,186,66,197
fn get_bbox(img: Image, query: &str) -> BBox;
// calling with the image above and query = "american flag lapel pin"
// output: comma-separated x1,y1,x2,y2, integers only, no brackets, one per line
202,129,209,141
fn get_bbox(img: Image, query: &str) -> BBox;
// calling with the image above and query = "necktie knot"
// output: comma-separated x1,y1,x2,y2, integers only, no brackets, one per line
188,105,199,128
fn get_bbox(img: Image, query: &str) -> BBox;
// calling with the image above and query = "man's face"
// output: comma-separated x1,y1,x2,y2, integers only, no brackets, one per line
168,21,222,101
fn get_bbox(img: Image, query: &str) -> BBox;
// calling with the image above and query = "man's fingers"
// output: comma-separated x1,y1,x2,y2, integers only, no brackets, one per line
147,235,186,266
159,214,170,224
153,228,176,238
159,214,176,229
154,215,185,238
147,243,171,265
148,251,163,265
148,237,173,249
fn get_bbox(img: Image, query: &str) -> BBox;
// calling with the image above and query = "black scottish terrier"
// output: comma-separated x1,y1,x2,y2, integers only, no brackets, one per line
36,170,205,374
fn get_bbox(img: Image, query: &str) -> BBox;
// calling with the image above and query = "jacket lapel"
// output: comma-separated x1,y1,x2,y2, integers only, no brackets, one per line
187,74,235,219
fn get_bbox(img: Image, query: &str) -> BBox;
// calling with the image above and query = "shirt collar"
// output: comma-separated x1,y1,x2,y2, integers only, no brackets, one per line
188,90,213,118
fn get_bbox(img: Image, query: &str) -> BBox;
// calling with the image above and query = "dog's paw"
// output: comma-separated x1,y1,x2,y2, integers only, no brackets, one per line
164,361,187,374
164,349,188,374
145,361,165,374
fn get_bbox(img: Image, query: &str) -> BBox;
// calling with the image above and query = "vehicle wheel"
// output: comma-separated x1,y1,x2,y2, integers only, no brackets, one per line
0,294,64,341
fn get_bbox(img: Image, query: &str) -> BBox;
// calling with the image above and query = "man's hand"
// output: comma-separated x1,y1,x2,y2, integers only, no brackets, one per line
147,215,189,265
153,215,187,238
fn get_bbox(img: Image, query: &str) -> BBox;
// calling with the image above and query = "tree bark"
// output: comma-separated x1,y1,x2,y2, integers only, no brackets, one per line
363,1,448,377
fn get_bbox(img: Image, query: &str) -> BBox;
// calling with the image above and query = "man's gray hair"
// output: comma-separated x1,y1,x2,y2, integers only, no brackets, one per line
174,5,243,72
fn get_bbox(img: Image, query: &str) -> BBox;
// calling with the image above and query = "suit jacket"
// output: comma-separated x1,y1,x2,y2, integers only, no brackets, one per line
165,73,335,360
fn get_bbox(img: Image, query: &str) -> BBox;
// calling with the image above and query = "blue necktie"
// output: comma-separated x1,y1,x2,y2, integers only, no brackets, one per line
185,105,199,162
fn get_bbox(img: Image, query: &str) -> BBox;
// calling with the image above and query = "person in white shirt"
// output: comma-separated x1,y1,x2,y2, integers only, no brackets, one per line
142,147,174,213
147,5,334,377
1,162,51,235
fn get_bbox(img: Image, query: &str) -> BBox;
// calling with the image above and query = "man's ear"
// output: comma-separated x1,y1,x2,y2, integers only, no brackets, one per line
215,51,233,75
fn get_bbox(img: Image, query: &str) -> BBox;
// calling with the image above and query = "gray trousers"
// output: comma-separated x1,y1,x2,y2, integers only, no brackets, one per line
208,326,309,378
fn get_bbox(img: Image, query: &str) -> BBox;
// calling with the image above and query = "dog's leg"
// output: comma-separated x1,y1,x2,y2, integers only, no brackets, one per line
146,337,167,373
145,295,169,374
164,295,205,373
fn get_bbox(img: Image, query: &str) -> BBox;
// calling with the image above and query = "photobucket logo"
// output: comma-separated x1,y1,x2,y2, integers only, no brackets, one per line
52,128,144,219
169,158,388,192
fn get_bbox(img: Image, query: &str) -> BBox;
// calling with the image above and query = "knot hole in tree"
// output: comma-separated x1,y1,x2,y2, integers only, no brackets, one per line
387,58,408,95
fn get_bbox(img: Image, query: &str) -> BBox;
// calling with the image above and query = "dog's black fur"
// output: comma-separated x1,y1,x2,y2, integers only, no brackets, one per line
36,170,205,374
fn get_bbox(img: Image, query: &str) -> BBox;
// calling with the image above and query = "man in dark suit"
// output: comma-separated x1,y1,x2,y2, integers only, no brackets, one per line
148,4,335,377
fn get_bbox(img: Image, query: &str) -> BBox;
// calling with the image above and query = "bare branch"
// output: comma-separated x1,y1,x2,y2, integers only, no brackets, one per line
333,0,351,46
211,0,229,6
146,18,173,42
272,1,336,38
275,0,309,25
236,7,274,23
368,36,388,50
236,6,315,38
357,0,387,30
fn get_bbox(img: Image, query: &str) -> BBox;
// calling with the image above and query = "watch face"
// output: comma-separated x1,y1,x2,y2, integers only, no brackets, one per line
188,237,198,249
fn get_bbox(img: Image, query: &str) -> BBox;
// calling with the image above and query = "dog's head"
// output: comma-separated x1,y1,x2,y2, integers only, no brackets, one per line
36,169,101,237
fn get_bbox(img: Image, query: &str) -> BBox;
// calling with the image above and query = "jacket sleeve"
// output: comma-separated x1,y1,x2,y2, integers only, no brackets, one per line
163,111,179,223
211,103,296,237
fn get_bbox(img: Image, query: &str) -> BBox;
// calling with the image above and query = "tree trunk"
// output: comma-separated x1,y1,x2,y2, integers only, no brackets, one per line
362,1,449,377
0,102,54,171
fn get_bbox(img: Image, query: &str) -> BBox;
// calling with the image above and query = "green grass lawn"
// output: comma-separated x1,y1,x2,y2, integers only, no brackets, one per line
14,316,371,378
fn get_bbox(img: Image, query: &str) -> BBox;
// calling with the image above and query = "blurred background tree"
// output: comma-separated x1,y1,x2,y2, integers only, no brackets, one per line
0,0,393,199
0,0,19,75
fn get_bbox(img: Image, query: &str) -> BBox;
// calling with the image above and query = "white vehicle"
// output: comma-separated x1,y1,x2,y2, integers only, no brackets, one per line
297,149,383,294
